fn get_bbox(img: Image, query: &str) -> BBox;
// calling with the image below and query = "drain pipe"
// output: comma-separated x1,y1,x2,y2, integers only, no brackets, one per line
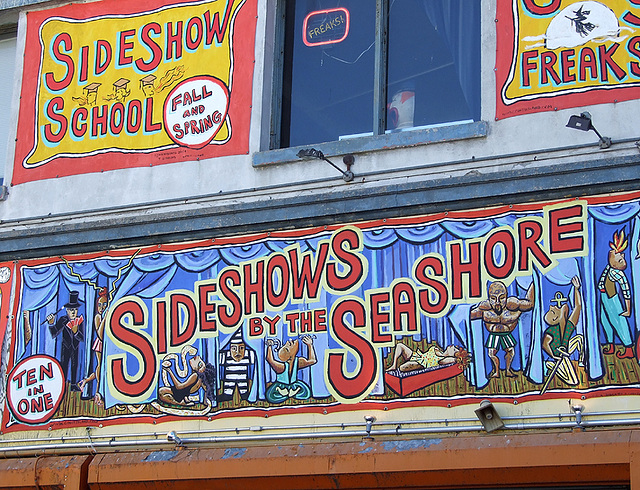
4,415,640,457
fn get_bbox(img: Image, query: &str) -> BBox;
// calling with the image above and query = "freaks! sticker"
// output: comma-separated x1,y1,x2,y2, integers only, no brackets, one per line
7,355,64,425
164,76,230,149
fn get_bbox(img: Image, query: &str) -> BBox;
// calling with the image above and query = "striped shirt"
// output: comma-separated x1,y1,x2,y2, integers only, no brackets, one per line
598,265,631,300
220,350,255,395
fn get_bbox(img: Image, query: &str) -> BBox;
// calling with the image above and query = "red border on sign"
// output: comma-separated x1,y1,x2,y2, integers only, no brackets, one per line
495,0,640,119
303,8,350,47
6,355,65,425
12,0,257,185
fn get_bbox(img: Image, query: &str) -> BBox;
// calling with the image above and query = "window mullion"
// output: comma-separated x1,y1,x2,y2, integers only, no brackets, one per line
373,0,389,136
271,0,288,150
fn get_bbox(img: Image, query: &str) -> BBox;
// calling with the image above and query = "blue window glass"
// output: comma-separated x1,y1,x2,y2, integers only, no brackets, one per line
280,0,480,148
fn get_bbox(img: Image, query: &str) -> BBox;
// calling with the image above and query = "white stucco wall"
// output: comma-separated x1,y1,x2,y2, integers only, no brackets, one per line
0,0,637,226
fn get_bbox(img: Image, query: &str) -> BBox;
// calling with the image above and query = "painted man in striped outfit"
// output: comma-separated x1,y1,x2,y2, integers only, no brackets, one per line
219,329,255,402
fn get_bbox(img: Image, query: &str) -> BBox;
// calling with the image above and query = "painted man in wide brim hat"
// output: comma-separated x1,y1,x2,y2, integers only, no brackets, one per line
47,290,85,391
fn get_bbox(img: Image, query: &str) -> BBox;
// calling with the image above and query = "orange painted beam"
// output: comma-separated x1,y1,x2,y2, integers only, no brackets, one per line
85,429,638,489
0,455,92,490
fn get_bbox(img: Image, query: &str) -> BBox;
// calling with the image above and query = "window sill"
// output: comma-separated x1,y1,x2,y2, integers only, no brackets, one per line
253,120,488,167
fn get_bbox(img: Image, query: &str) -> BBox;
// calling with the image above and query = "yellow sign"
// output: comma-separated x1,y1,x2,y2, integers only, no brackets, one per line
497,0,640,118
14,0,255,183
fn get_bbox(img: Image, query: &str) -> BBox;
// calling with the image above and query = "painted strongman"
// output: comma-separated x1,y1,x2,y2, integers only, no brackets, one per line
47,291,85,390
598,230,634,358
470,281,535,378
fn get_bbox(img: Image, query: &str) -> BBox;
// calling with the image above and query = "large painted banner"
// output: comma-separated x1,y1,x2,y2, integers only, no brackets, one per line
12,0,257,185
1,192,640,431
496,0,640,118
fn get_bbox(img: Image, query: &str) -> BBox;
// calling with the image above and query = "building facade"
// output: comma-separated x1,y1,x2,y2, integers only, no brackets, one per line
1,0,640,488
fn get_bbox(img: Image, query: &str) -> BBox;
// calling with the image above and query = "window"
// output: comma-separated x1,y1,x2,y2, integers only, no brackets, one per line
276,0,481,150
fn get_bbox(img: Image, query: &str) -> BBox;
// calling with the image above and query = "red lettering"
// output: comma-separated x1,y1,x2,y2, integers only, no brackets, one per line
392,281,418,332
218,269,242,327
79,45,89,83
265,315,280,335
40,362,54,381
243,261,265,315
95,40,112,76
26,369,36,386
414,255,449,316
578,47,597,81
110,301,157,398
91,104,108,137
165,21,183,61
45,33,74,92
628,37,640,77
521,0,561,15
156,299,167,355
541,51,561,85
549,204,585,254
30,396,43,413
144,97,162,132
12,369,26,389
560,49,576,83
186,17,204,51
18,399,29,415
369,292,391,343
288,243,329,301
109,102,125,134
623,10,640,26
327,299,377,401
599,44,626,82
249,317,263,336
449,242,482,300
326,229,365,292
71,107,88,138
299,311,313,333
521,50,537,87
518,220,552,271
204,1,235,45
126,99,142,133
286,312,299,334
169,293,197,347
314,309,327,332
266,254,290,308
198,283,217,332
485,230,516,280
118,29,135,66
44,97,67,143
44,392,54,411
136,23,163,72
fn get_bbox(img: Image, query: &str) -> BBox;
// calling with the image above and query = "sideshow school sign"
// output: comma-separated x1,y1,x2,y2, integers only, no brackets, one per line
496,0,640,118
1,193,640,432
12,0,257,185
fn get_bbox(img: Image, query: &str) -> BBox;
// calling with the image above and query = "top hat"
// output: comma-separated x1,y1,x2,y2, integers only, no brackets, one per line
64,291,83,309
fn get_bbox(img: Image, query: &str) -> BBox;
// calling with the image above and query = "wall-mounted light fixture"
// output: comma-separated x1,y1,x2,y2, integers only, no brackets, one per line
566,112,612,149
297,148,355,182
474,400,505,433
